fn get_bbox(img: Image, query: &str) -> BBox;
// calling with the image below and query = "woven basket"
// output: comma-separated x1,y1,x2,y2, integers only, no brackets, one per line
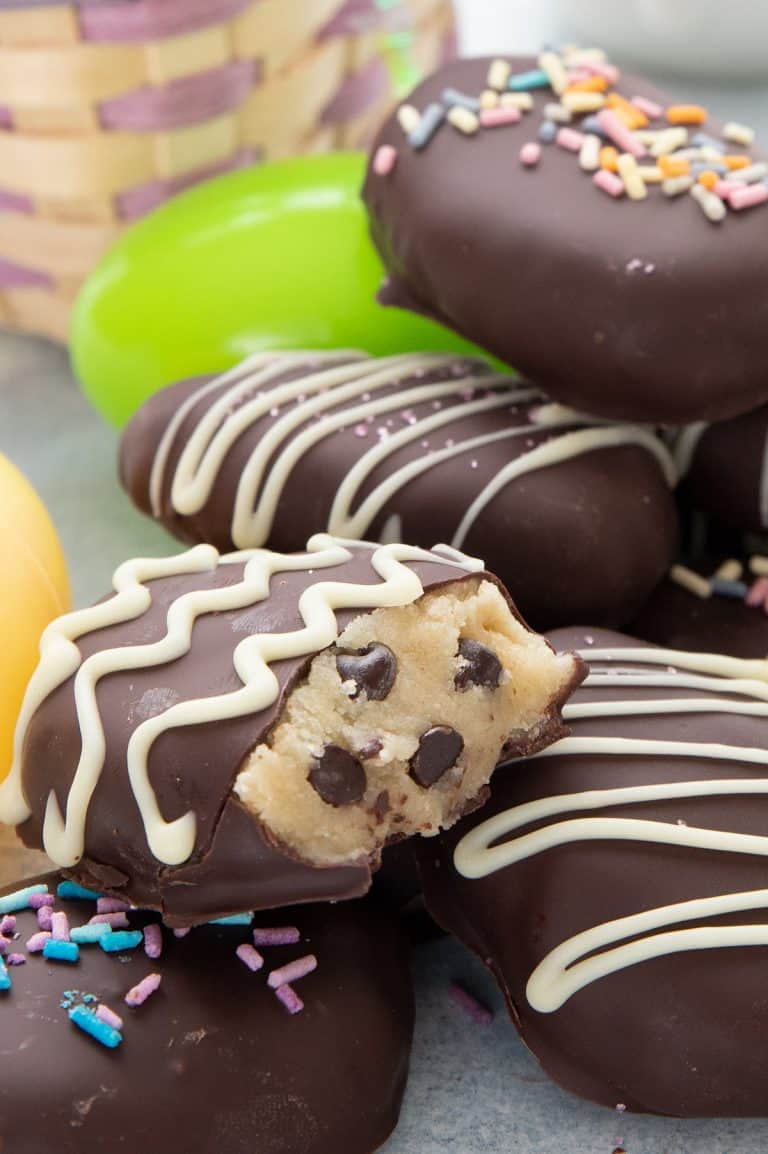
0,0,456,343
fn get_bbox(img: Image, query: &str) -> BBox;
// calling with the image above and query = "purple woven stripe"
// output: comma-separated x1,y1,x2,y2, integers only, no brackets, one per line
117,147,258,220
322,55,388,125
0,189,34,214
0,258,52,289
79,0,252,43
320,0,399,39
100,59,258,133
0,106,12,130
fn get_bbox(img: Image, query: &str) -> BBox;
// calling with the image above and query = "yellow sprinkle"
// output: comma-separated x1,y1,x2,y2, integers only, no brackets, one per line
397,104,420,136
670,565,711,599
715,559,743,582
487,59,511,92
480,89,499,110
562,91,606,113
538,50,568,96
578,134,601,172
544,101,572,124
650,127,689,157
750,555,768,577
563,47,607,66
600,146,619,172
638,165,664,184
724,120,755,147
617,152,647,200
447,106,479,135
502,91,533,111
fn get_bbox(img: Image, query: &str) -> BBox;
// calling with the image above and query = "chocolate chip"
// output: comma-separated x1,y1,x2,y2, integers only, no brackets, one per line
336,643,397,701
371,791,390,821
308,746,367,807
359,737,384,760
408,726,464,788
454,638,503,691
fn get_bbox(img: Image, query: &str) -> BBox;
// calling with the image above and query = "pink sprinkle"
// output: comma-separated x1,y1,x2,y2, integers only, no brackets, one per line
96,1004,124,1031
556,126,585,152
97,897,131,915
566,68,591,85
353,423,369,438
7,953,25,966
252,926,300,947
479,106,521,128
37,906,53,932
0,938,8,956
125,972,162,1008
26,931,51,953
275,983,304,1015
0,915,17,935
267,954,317,989
746,576,768,607
596,109,647,158
173,927,191,939
373,144,397,176
593,169,625,198
144,923,163,960
89,912,129,929
51,911,70,942
236,943,264,973
582,61,620,84
714,180,734,202
730,182,768,211
29,893,54,911
519,141,541,168
631,95,663,119
449,982,494,1026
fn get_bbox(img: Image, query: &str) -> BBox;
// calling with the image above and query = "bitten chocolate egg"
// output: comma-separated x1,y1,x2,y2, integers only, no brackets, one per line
3,535,581,924
363,54,768,424
419,628,768,1116
0,873,414,1154
118,350,678,629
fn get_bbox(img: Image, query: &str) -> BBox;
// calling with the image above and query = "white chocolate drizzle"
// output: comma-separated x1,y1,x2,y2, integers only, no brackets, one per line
146,352,677,549
1,535,482,869
453,642,768,1013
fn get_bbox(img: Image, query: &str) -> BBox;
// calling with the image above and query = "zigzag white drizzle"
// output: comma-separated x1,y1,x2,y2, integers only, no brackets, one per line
453,644,768,1013
147,352,678,549
2,535,481,869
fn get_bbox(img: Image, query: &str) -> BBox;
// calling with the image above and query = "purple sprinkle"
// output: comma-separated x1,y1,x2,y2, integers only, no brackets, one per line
7,954,25,966
267,954,317,990
275,983,304,1015
96,1003,124,1031
26,931,51,953
89,912,129,929
37,907,53,932
96,897,131,915
143,923,163,960
0,916,17,935
448,982,494,1026
173,927,191,939
29,893,54,911
236,943,264,973
252,927,300,947
51,912,70,942
125,972,162,1007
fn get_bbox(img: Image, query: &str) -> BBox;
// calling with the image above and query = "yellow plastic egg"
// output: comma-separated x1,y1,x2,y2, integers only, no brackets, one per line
0,455,70,779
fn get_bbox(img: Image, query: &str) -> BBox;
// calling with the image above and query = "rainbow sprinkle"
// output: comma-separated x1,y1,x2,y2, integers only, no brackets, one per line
43,939,80,964
56,881,101,902
69,1004,123,1049
267,954,317,990
100,930,143,953
0,885,49,915
252,926,301,947
274,983,304,1015
125,972,162,1007
671,558,768,612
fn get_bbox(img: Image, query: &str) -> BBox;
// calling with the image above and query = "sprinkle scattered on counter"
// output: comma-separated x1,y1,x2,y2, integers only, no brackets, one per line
377,44,762,225
70,1003,123,1049
252,925,301,946
125,972,162,1008
671,557,768,610
267,954,317,990
275,984,304,1015
448,981,494,1026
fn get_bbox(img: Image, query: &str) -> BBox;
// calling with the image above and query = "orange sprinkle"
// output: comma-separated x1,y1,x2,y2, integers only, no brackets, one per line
666,104,708,125
606,93,648,129
566,75,608,94
659,155,691,178
599,146,619,172
697,170,719,190
723,154,751,170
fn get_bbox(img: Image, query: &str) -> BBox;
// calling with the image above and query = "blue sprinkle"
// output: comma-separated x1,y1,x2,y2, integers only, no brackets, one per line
43,940,80,964
69,1004,122,1050
538,120,557,144
508,68,550,92
441,87,481,113
581,115,608,139
711,577,749,599
0,957,10,991
210,913,254,927
0,884,48,915
691,161,728,177
100,930,143,953
57,881,101,902
83,993,97,1004
71,924,113,945
691,132,725,153
408,102,445,150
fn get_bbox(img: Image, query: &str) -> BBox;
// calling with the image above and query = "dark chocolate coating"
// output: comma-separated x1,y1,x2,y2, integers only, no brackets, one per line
119,354,678,630
419,628,768,1116
363,57,768,424
682,404,768,534
0,874,414,1154
630,573,768,658
17,546,477,924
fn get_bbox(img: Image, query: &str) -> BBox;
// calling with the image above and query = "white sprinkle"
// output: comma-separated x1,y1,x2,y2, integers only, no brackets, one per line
723,120,755,147
578,133,601,172
650,127,689,157
562,91,606,114
397,104,420,136
543,101,572,124
725,162,768,184
617,152,647,200
690,181,727,223
501,91,533,111
662,174,694,197
480,89,499,110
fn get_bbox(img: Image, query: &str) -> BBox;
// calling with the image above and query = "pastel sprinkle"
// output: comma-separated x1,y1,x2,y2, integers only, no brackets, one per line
96,897,131,915
372,145,397,177
100,930,143,953
606,93,647,129
89,912,129,929
408,102,444,149
662,175,694,197
173,927,191,939
750,556,768,577
600,145,619,171
236,943,264,972
125,972,162,1007
581,114,608,139
509,68,550,92
562,90,605,114
43,940,80,964
480,89,499,110
710,576,748,598
0,885,48,914
252,926,300,947
0,958,10,991
57,881,101,902
71,923,112,944
714,559,743,582
144,923,163,959
556,126,585,152
0,938,8,955
578,133,601,172
596,109,646,158
275,983,304,1015
723,121,755,147
26,931,51,953
6,953,25,966
593,169,625,198
538,120,557,145
667,103,707,126
538,51,568,96
617,152,647,200
730,182,768,211
519,142,541,168
37,906,53,932
51,911,70,942
210,913,253,927
543,100,572,124
670,564,711,599
631,95,663,119
28,893,54,911
725,162,768,185
267,954,317,989
746,576,768,607
479,106,521,128
441,87,481,112
487,59,511,92
650,127,688,157
449,981,494,1026
0,915,16,935
96,1004,124,1031
70,1004,122,1049
447,105,479,135
396,103,420,136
